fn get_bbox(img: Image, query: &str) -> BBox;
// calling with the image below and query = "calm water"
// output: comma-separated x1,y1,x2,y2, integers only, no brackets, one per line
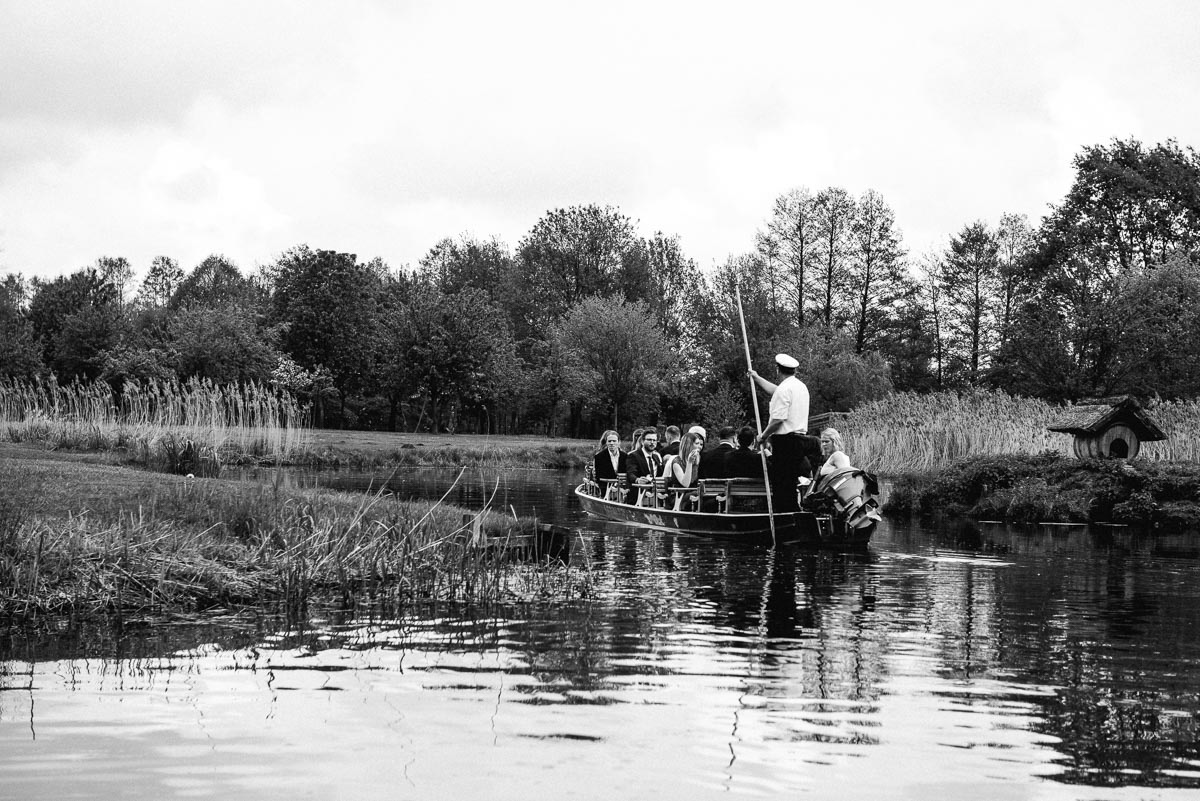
3,468,1200,800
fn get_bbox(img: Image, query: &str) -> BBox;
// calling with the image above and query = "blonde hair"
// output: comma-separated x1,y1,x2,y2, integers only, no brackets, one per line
821,427,844,452
599,429,619,449
678,432,700,463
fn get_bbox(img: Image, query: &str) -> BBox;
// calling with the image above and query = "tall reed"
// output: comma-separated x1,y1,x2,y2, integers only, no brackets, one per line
1136,399,1200,463
840,389,1200,474
0,376,311,469
0,474,589,618
839,389,1067,474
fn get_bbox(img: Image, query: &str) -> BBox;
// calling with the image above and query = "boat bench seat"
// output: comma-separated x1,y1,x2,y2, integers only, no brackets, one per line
599,477,627,502
698,479,770,513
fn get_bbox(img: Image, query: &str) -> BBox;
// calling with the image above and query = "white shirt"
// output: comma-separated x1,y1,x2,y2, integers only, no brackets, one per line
769,374,809,434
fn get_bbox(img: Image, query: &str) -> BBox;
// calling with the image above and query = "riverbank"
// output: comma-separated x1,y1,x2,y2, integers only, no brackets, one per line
0,442,589,621
4,424,596,472
884,453,1200,529
291,429,595,469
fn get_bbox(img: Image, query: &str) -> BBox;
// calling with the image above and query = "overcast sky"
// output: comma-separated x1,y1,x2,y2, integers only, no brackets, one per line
2,0,1198,284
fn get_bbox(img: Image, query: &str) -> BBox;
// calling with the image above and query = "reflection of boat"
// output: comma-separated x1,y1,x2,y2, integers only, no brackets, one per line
574,472,878,547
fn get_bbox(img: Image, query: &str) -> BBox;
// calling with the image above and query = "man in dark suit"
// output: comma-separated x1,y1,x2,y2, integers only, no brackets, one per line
698,425,737,481
725,426,764,479
658,425,681,457
625,429,663,504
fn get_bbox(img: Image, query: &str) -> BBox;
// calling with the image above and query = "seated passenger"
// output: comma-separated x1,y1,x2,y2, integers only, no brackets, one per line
725,425,764,480
658,425,681,457
625,429,662,504
664,431,702,509
798,432,823,481
593,429,627,498
818,427,851,476
628,427,645,456
698,425,737,480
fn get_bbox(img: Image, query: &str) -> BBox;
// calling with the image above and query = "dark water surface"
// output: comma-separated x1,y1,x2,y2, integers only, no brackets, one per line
3,467,1200,800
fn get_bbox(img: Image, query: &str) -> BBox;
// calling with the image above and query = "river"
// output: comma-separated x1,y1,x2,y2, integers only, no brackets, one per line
2,467,1199,800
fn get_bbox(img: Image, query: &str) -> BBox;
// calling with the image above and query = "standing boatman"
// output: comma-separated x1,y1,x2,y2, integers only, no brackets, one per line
748,353,809,512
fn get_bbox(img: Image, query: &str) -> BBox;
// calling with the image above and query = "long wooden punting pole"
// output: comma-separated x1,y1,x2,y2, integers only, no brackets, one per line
735,285,776,545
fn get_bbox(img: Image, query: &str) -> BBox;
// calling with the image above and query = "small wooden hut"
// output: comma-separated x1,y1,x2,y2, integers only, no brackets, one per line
1046,396,1166,459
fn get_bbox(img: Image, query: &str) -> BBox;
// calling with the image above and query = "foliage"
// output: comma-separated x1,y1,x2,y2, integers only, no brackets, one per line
1004,138,1200,398
886,453,1200,529
0,275,44,380
28,267,121,378
554,295,672,427
942,220,1000,384
15,137,1200,436
774,327,893,416
1104,256,1200,398
169,254,260,310
758,187,817,328
393,282,516,432
136,255,184,308
270,247,383,405
847,189,910,355
420,235,513,299
513,204,642,338
170,304,281,384
811,187,856,328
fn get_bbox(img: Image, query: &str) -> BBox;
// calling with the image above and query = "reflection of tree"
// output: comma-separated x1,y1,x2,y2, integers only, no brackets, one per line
939,524,1200,788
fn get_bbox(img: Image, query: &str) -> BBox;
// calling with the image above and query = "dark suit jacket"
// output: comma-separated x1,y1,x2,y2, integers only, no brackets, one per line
625,448,663,503
593,449,627,482
797,434,822,479
658,442,680,457
724,446,763,480
697,443,735,481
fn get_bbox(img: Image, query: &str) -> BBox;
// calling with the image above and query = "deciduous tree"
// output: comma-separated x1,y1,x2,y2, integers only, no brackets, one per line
812,187,856,328
554,296,672,431
848,189,909,355
136,255,184,309
0,274,43,379
941,221,1000,385
514,205,641,338
270,247,383,421
761,187,818,328
28,268,121,380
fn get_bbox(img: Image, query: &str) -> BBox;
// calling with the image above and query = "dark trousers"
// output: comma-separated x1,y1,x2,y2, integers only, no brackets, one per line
768,432,809,513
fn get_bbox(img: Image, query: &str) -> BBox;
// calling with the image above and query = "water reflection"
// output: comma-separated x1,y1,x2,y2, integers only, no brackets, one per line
3,470,1200,798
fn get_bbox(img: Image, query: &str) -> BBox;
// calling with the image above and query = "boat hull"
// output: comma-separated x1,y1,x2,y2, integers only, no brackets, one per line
573,485,872,548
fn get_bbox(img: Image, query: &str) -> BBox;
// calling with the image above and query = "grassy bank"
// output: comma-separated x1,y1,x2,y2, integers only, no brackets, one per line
294,429,595,470
0,377,597,470
885,453,1200,529
0,443,590,621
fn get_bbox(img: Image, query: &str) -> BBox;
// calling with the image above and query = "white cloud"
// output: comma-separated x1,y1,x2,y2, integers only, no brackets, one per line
1,0,1198,282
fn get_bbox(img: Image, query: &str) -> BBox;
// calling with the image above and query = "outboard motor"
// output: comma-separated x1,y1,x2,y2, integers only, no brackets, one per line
806,467,882,531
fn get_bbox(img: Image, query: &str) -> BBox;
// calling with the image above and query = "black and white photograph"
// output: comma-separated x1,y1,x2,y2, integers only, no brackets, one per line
2,2,1200,798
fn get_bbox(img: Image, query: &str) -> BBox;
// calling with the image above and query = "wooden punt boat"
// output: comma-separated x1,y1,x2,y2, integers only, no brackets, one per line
573,470,879,548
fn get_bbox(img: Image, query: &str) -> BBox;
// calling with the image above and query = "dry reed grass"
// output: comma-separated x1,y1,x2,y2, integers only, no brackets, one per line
840,390,1069,475
1138,399,1200,463
0,376,311,472
840,389,1200,475
0,455,590,619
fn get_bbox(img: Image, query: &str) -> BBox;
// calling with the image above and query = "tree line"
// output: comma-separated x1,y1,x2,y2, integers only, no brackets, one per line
2,137,1199,437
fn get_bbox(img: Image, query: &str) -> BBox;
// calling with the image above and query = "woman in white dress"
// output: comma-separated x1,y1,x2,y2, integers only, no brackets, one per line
818,427,851,476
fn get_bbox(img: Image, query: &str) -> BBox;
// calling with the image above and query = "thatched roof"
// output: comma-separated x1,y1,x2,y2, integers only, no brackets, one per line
1046,395,1166,441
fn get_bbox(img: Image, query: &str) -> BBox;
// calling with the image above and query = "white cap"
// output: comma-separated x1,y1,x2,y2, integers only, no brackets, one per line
687,425,707,438
775,353,799,369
